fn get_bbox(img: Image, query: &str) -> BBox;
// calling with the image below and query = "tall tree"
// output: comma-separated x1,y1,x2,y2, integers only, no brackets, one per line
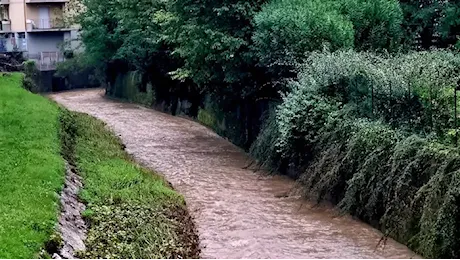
401,0,460,49
169,0,267,97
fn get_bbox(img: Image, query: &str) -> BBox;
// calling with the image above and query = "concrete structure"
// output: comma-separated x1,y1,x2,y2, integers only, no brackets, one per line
0,0,79,70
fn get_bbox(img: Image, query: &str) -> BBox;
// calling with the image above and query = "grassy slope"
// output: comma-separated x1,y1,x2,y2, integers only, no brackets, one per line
0,73,64,258
63,111,199,258
0,73,198,258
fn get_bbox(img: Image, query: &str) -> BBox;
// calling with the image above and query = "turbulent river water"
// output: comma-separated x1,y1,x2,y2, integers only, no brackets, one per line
51,89,419,259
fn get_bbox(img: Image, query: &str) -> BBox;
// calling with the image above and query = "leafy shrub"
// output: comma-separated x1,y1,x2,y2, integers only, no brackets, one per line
55,54,93,77
22,60,40,93
337,0,403,51
295,50,460,136
252,0,403,80
252,0,354,70
81,204,196,259
401,0,460,49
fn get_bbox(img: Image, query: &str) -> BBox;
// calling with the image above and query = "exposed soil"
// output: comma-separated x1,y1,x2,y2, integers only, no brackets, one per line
56,163,87,259
51,89,420,259
167,205,202,259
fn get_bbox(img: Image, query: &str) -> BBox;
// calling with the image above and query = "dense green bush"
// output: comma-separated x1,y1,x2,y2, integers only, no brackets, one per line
295,50,460,136
168,0,266,98
338,0,403,51
251,50,460,172
252,0,354,70
252,0,403,79
22,60,40,93
401,0,460,49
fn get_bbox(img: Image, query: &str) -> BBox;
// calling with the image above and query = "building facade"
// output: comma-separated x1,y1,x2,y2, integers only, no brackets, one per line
0,0,79,70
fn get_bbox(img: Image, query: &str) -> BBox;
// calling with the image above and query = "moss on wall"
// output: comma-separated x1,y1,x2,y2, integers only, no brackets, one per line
111,71,154,107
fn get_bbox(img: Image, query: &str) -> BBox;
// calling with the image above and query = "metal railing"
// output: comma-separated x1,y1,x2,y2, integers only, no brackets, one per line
31,18,66,30
0,22,10,32
28,51,64,71
26,0,68,2
0,37,26,52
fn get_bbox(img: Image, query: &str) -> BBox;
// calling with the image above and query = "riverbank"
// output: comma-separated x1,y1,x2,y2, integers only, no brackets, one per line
63,110,200,258
0,74,199,258
0,73,64,258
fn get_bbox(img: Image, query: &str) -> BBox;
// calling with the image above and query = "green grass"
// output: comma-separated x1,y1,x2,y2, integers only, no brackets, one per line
0,73,198,258
0,73,64,258
62,111,199,258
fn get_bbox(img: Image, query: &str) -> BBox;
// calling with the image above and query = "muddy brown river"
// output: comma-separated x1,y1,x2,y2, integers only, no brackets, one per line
51,89,419,259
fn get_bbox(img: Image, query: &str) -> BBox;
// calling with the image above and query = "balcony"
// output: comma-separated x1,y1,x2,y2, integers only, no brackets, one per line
26,0,68,3
28,52,64,71
27,18,71,32
0,38,27,53
0,20,10,32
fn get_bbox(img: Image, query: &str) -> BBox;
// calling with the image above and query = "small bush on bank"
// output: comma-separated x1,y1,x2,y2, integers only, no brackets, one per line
22,60,40,93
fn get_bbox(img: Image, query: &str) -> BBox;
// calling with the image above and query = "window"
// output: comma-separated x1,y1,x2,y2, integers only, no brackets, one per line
0,6,8,20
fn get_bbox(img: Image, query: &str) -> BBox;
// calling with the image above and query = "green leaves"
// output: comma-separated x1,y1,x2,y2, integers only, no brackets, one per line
252,0,355,68
79,0,170,72
401,0,460,49
169,0,265,92
251,0,403,82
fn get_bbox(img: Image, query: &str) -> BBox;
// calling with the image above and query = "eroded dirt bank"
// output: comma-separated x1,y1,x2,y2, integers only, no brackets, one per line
51,89,419,259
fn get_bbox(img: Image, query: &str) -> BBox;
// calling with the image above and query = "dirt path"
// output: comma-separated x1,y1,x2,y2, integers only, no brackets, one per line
51,89,419,259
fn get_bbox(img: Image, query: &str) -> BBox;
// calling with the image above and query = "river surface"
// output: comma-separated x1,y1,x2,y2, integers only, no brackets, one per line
51,89,419,259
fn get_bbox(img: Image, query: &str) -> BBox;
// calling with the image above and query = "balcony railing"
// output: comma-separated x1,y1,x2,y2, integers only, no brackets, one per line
0,20,11,32
0,37,26,53
26,0,68,3
29,18,70,31
28,52,64,71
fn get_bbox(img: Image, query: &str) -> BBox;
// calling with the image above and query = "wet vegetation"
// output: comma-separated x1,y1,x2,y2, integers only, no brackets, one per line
250,51,460,258
0,73,64,258
60,111,200,258
60,0,460,257
0,73,198,258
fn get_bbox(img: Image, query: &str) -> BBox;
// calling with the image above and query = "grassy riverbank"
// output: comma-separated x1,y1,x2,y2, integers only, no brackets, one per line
61,111,200,258
0,73,199,258
0,73,64,258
